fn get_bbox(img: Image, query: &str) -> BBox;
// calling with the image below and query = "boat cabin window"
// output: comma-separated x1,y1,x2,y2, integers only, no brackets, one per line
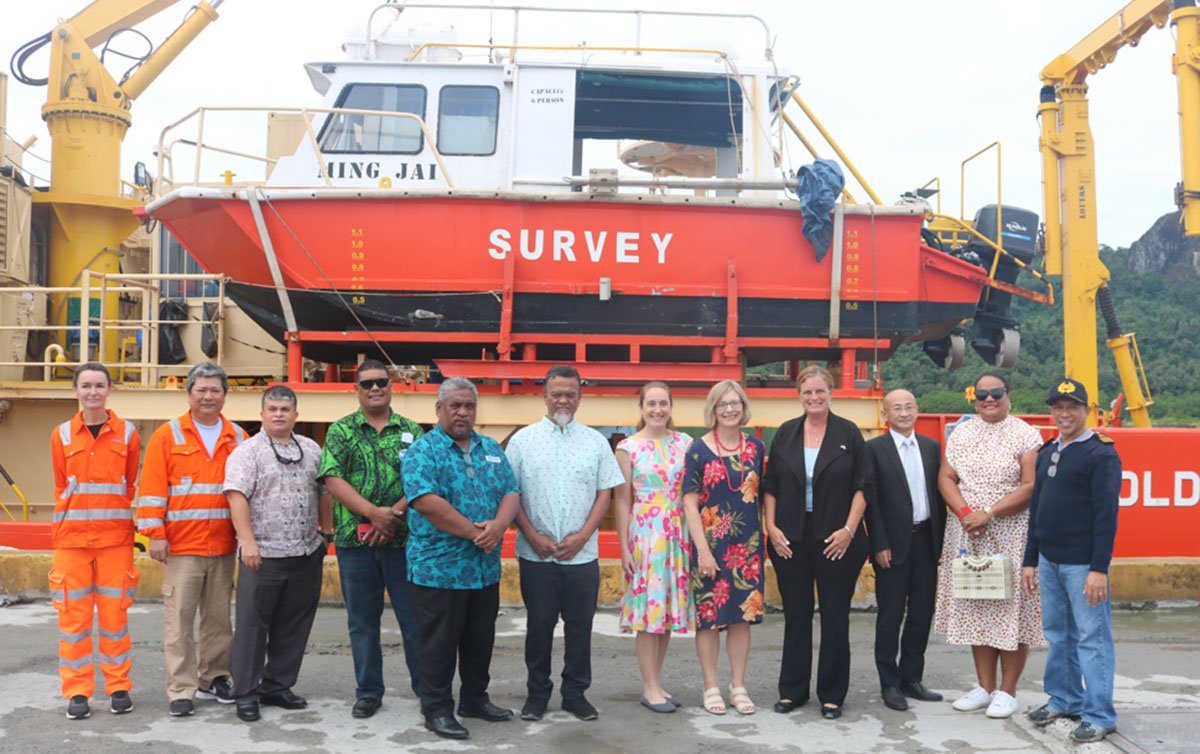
437,85,500,156
319,83,427,154
573,71,743,148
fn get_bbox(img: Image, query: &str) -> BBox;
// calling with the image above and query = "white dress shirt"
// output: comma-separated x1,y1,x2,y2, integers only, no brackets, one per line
890,429,930,523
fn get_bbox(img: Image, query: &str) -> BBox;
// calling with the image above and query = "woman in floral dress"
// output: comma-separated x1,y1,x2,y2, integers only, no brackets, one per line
682,380,765,716
935,371,1045,719
615,381,694,712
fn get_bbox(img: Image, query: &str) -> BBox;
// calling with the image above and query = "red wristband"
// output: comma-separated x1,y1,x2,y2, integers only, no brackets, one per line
956,506,973,521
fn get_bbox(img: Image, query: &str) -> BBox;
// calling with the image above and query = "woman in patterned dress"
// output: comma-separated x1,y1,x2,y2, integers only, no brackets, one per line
934,371,1045,719
682,380,766,716
615,381,694,712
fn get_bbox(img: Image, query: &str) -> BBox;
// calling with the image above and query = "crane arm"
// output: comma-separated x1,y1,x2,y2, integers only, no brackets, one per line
40,0,222,115
1041,0,1172,86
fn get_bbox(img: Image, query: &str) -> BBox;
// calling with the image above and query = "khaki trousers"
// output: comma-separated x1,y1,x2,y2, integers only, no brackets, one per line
162,553,235,700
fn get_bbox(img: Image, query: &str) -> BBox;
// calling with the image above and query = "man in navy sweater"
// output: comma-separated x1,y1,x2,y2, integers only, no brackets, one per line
1021,378,1122,744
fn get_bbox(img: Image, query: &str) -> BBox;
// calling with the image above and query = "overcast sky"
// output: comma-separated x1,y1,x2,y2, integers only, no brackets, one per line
0,0,1184,248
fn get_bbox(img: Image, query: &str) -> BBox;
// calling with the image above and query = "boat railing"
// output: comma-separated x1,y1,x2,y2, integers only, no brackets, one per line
153,106,455,195
359,2,773,64
0,271,227,385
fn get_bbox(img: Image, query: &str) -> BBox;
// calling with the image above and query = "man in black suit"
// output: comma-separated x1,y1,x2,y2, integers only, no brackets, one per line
864,389,946,711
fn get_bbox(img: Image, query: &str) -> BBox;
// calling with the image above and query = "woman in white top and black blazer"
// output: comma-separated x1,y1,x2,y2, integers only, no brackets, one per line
763,365,870,720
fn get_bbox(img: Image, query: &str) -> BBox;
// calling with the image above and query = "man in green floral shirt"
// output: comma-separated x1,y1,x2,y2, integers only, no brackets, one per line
317,360,423,719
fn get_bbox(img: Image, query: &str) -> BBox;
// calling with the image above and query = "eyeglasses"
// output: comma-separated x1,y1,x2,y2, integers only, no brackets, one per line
358,377,390,390
268,434,304,465
974,387,1007,402
716,400,743,412
1047,450,1061,478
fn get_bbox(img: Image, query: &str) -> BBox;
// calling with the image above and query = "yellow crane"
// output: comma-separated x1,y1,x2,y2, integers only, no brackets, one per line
11,0,222,361
1038,0,1200,427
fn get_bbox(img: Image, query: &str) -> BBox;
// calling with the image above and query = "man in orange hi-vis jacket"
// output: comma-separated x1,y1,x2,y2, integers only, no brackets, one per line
50,362,141,720
136,362,246,718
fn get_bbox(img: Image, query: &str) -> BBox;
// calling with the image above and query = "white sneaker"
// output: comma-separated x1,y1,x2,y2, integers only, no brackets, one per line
952,686,994,711
986,690,1019,718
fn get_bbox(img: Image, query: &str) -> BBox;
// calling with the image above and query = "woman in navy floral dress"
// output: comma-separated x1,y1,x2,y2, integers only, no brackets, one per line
683,380,765,716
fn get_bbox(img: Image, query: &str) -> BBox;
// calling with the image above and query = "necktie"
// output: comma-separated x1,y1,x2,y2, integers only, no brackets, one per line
901,438,923,521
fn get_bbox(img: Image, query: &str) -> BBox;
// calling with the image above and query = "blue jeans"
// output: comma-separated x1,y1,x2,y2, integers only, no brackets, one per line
337,545,421,700
1038,556,1117,729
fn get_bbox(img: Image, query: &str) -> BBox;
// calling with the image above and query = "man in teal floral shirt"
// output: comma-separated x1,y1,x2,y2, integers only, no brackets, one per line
317,360,422,719
402,377,520,741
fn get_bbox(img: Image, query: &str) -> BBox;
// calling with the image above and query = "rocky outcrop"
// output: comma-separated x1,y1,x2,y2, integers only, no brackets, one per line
1126,210,1200,275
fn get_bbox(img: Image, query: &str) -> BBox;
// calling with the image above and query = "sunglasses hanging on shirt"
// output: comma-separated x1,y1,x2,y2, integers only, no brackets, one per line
1047,450,1061,478
269,434,304,465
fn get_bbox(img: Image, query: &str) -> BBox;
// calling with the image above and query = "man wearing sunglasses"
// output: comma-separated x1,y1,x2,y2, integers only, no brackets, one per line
1021,378,1122,744
224,385,332,722
317,360,424,719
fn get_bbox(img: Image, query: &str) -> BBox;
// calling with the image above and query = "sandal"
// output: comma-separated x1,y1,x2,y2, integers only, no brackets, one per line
728,685,756,715
703,687,727,715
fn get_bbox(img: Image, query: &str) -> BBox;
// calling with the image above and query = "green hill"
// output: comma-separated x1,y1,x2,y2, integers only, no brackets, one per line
881,246,1200,425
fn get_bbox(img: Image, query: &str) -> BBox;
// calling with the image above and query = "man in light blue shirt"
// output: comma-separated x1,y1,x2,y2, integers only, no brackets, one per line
507,365,624,723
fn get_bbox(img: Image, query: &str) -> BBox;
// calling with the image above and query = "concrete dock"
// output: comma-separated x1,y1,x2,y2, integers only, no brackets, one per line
0,596,1196,753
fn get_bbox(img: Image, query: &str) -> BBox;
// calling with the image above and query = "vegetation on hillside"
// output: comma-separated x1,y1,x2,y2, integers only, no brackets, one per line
880,246,1200,425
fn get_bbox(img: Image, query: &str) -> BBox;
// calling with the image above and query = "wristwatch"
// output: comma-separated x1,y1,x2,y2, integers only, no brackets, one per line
982,505,995,520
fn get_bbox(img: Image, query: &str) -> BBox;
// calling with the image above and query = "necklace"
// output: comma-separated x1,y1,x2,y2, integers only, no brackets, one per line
713,431,746,493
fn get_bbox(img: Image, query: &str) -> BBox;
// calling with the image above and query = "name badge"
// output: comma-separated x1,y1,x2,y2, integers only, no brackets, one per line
485,455,503,463
401,432,414,444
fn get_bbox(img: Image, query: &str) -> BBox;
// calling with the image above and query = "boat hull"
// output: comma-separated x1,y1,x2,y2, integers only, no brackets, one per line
147,189,990,364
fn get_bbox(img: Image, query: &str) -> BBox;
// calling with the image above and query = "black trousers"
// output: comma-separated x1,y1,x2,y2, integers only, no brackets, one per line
872,526,938,689
230,546,325,701
770,525,869,707
518,558,600,702
410,582,500,718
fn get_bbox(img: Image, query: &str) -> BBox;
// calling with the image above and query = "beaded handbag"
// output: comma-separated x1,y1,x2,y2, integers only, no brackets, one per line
951,532,1014,600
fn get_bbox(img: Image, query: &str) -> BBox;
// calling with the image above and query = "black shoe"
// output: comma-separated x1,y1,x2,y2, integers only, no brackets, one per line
820,704,842,720
901,682,944,702
168,699,194,717
562,696,599,721
236,700,260,722
196,676,234,704
260,690,307,710
1027,703,1081,727
458,700,513,722
66,695,90,720
773,697,807,714
351,697,381,718
521,697,548,721
425,715,469,740
109,691,133,715
882,687,909,711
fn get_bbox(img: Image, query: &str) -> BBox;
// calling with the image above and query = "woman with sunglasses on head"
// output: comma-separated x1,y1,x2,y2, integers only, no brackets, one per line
681,380,765,716
763,365,869,720
614,381,694,713
933,371,1045,720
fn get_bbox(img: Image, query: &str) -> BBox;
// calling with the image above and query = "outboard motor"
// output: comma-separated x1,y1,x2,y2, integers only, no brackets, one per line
962,204,1038,368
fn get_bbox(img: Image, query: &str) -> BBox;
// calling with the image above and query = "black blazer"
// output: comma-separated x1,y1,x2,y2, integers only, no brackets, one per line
764,412,869,543
864,431,945,564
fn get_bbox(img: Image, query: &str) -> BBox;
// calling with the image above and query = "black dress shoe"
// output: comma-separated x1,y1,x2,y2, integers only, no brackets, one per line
773,698,807,714
881,687,909,711
425,715,469,740
901,682,944,702
820,704,842,720
260,690,307,710
521,697,548,721
351,697,381,718
457,700,514,722
236,700,260,722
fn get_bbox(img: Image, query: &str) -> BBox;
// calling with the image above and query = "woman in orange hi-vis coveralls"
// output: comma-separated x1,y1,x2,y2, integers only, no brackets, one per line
49,362,141,720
